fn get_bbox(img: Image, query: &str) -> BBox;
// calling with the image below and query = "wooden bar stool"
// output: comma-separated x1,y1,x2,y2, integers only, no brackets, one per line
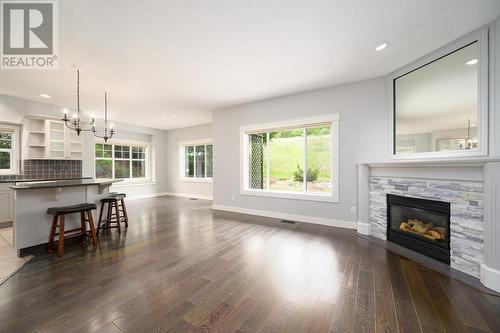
47,203,98,257
97,197,122,235
109,192,128,227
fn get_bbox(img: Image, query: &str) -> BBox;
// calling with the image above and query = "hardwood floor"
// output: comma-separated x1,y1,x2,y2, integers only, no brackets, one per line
0,196,499,332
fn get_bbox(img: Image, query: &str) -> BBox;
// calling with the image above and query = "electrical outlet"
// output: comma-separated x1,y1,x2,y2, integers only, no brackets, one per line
350,206,356,214
231,195,235,201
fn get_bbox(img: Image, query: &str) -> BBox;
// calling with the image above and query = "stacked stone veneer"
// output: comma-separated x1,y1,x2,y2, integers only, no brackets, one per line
369,176,483,278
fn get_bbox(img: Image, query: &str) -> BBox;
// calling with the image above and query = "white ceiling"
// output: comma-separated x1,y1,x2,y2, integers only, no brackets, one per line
0,0,499,130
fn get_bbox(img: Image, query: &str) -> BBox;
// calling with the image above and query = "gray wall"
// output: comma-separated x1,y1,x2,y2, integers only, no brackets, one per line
213,78,388,224
164,124,213,199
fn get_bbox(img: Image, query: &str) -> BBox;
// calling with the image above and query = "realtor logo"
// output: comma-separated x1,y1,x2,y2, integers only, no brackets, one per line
1,0,58,69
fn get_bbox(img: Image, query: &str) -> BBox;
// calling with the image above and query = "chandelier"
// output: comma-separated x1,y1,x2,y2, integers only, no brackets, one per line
62,69,95,135
92,91,115,142
62,69,115,142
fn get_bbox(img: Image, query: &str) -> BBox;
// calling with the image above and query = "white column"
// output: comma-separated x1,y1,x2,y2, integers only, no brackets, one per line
481,162,500,292
357,164,371,235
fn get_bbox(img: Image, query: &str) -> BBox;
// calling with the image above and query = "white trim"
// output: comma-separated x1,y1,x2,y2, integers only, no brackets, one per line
480,263,500,293
179,138,212,146
240,114,339,203
357,222,371,235
94,138,151,182
0,124,20,175
110,181,157,188
179,177,213,183
239,113,340,133
123,191,213,201
166,192,213,200
125,192,170,200
212,204,355,229
389,26,490,160
240,189,337,202
178,139,213,180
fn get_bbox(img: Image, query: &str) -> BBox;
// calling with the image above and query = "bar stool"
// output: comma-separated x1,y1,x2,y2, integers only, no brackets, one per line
109,192,129,227
47,203,98,257
97,197,122,235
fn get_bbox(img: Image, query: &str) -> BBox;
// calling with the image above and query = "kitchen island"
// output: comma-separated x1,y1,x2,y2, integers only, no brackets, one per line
10,179,122,255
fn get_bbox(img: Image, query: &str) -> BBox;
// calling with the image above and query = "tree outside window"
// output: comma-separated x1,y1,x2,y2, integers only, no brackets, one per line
95,143,148,180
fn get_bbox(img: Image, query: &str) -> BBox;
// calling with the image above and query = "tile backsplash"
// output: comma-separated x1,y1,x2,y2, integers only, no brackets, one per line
0,160,82,181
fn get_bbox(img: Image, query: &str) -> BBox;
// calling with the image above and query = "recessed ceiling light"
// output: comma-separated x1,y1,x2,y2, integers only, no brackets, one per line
465,58,478,65
39,93,51,98
162,116,167,120
373,41,389,51
153,118,157,122
173,114,177,118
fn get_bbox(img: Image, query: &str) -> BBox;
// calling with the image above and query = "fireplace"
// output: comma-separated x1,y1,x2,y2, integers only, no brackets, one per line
387,194,450,264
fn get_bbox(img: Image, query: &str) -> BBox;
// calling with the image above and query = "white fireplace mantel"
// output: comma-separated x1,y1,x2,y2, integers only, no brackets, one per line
356,158,500,293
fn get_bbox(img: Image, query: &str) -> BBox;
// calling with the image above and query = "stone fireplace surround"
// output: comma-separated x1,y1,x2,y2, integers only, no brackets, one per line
356,159,500,293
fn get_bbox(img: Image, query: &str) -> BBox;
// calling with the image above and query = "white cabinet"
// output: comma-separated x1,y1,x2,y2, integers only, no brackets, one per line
0,184,13,223
23,116,83,160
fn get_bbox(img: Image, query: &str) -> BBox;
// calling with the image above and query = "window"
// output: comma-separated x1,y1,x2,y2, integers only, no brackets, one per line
241,115,339,202
95,141,149,181
180,140,213,181
0,125,20,175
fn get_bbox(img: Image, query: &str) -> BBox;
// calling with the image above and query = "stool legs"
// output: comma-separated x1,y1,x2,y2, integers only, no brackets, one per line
48,215,57,253
86,210,98,249
58,215,65,257
48,210,98,257
120,198,128,228
114,201,121,233
97,201,122,235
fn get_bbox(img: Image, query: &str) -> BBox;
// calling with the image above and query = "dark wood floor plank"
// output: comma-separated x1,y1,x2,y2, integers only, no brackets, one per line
353,270,376,333
0,196,498,333
374,264,399,333
400,258,446,333
388,256,423,333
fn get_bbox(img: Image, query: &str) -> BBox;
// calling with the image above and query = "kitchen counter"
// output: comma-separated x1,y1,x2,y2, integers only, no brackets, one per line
10,178,121,190
11,179,123,254
0,177,92,184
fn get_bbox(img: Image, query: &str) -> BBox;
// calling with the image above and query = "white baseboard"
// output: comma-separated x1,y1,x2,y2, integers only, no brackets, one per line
126,192,212,201
357,221,371,235
212,204,356,229
480,263,500,293
126,192,171,200
165,192,213,201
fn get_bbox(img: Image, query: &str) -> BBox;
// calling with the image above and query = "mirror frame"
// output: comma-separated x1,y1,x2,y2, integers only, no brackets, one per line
389,27,489,160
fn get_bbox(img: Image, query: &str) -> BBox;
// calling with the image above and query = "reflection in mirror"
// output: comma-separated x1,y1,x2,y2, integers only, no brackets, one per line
394,42,479,155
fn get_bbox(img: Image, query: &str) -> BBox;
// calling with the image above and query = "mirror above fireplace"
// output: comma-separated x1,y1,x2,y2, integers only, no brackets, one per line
391,28,489,160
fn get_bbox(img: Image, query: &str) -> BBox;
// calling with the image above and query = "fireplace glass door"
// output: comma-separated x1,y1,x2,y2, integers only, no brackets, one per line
387,194,450,263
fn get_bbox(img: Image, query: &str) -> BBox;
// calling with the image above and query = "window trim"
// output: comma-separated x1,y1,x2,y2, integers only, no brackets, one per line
389,26,489,160
240,114,339,203
0,124,20,175
94,138,151,183
178,139,213,182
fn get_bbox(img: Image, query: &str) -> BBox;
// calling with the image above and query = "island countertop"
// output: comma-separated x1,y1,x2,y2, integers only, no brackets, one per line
10,178,122,190
0,177,92,184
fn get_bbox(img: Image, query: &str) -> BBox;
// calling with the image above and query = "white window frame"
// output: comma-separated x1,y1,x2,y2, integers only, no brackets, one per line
240,114,339,203
389,27,489,160
94,138,151,183
179,139,213,183
0,124,20,175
